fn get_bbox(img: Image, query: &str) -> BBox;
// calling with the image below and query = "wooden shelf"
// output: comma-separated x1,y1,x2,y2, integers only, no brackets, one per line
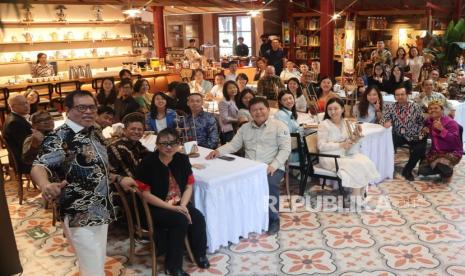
2,20,129,27
365,29,392,31
0,54,140,66
0,38,133,46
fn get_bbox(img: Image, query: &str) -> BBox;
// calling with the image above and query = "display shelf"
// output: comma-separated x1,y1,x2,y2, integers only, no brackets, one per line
0,54,140,66
1,20,129,27
0,38,133,46
365,29,393,31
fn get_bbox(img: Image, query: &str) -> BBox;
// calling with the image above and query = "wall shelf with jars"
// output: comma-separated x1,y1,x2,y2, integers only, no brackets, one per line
0,3,141,79
1,20,129,27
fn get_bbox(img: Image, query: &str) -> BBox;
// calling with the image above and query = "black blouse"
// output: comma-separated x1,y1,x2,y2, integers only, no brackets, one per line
135,151,193,200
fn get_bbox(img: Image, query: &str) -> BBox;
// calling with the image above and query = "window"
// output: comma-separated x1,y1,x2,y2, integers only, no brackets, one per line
218,15,252,57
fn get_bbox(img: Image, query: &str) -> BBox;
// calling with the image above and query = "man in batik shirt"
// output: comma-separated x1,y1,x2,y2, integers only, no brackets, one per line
183,93,219,149
381,86,427,181
31,90,136,276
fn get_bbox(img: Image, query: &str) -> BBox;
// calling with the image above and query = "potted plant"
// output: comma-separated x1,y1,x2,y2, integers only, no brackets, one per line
423,18,465,75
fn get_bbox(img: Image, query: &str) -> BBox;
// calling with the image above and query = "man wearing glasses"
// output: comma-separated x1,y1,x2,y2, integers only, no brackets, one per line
22,110,54,165
31,90,136,276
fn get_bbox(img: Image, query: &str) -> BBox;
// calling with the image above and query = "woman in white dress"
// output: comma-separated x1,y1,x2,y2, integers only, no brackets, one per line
407,46,424,85
317,97,380,197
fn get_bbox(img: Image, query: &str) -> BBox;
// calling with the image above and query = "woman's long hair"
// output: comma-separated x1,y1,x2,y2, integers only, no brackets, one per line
389,65,405,83
277,90,298,120
358,85,383,118
372,62,387,79
222,80,240,101
287,77,303,98
323,97,345,120
395,47,407,61
317,76,334,98
150,92,170,119
133,78,150,94
96,77,117,106
236,88,255,110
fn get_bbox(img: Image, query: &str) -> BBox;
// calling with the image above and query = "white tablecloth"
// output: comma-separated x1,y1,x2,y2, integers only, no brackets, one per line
360,123,395,184
191,147,269,253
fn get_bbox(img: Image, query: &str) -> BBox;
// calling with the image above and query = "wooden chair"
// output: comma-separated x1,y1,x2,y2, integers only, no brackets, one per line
0,133,33,205
0,88,9,126
113,183,195,276
303,132,347,202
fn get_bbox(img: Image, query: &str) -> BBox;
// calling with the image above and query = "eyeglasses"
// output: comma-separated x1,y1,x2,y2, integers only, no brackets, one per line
157,140,179,148
73,105,97,113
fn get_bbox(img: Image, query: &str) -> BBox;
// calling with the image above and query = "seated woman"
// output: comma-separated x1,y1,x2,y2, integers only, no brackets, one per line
135,128,210,276
133,79,152,113
315,76,339,112
236,73,249,93
367,62,387,92
146,92,177,133
236,88,255,125
189,69,213,95
218,80,239,144
96,77,117,107
24,88,40,114
287,77,307,113
275,91,301,162
354,85,384,123
31,53,54,78
108,112,149,178
317,97,380,198
385,65,412,94
419,101,463,183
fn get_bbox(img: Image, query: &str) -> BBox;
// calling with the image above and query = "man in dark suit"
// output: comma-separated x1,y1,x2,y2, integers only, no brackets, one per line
3,93,32,174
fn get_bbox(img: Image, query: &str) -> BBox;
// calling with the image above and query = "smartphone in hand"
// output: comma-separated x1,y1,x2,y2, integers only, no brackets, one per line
218,156,235,161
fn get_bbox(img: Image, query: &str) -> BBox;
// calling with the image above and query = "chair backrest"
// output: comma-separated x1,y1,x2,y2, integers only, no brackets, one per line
0,133,20,176
304,131,319,154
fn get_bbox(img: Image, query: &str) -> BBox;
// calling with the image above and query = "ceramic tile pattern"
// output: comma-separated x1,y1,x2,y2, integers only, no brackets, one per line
6,150,465,275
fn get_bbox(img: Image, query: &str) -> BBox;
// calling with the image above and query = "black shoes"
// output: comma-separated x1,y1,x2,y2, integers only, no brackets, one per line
402,172,415,181
267,219,280,235
196,256,210,269
165,268,190,276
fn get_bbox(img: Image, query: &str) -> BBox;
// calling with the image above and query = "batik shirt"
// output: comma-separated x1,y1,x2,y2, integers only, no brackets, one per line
381,102,425,141
31,63,54,78
108,137,149,178
33,119,115,227
183,111,219,149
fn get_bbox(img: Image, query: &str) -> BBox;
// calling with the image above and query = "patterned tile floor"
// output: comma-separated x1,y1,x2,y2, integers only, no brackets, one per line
6,150,465,276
